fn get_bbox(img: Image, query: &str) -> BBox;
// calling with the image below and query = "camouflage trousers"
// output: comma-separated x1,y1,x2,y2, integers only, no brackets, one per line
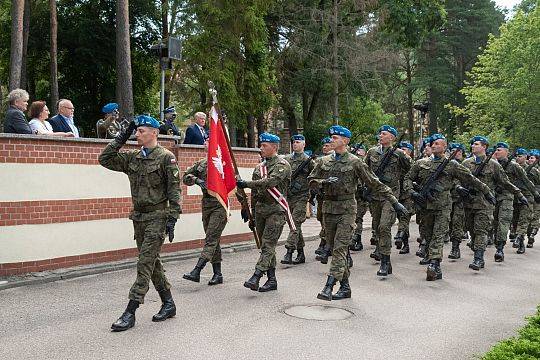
515,196,534,236
353,199,369,237
493,199,514,246
317,195,326,245
422,209,451,260
200,206,227,263
450,200,465,242
285,197,308,250
370,200,396,256
324,212,355,281
529,202,540,235
397,197,415,235
255,211,286,272
129,217,171,304
464,206,494,251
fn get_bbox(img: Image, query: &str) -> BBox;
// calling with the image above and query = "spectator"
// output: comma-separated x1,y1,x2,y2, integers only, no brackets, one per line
183,111,207,145
3,89,32,134
28,101,74,137
49,99,80,137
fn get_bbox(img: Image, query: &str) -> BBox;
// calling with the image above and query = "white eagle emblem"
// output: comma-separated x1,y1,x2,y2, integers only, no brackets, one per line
212,145,225,179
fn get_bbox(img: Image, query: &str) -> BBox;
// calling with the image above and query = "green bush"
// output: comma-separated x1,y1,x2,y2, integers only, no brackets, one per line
482,306,540,359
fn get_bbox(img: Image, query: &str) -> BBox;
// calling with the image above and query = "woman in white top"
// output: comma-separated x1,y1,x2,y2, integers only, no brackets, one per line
28,101,74,137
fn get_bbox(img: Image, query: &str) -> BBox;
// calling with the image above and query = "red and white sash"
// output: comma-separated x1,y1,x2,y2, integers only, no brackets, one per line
260,161,297,231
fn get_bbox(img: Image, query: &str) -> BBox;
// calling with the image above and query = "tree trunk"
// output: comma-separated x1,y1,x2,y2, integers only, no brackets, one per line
256,113,265,137
116,0,134,119
331,0,339,124
404,51,414,145
305,89,320,125
20,0,30,91
281,94,298,137
247,115,255,148
9,0,25,90
162,0,171,108
50,0,59,112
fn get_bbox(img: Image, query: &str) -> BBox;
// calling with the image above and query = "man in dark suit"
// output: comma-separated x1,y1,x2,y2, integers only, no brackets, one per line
183,112,207,145
3,89,32,134
49,99,79,137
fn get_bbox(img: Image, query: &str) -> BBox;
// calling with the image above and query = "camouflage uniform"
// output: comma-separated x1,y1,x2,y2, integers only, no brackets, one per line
513,162,538,238
462,156,521,254
309,152,398,281
405,156,490,262
99,139,181,304
284,152,315,251
353,186,369,238
248,155,291,271
366,145,412,256
527,165,540,244
183,159,227,263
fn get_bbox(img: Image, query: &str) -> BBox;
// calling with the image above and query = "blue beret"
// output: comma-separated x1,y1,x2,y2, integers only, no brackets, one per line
378,125,398,137
291,134,305,141
135,115,160,129
163,106,176,114
449,143,465,152
353,143,366,150
495,142,509,149
399,141,413,151
516,147,528,156
486,147,495,155
430,133,446,144
423,137,432,146
102,103,119,114
470,135,489,145
259,132,280,143
304,150,313,156
529,149,540,157
321,137,331,145
328,125,352,138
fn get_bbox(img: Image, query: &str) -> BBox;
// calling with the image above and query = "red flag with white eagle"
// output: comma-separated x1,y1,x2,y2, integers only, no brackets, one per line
206,105,237,211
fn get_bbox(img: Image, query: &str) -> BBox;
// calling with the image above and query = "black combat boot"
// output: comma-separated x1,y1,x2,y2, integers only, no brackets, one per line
494,244,504,262
416,242,426,258
259,268,277,292
182,257,208,283
280,248,294,264
292,248,306,264
527,228,537,248
394,230,405,250
347,250,353,268
350,233,363,251
316,245,331,264
448,240,461,259
426,259,442,281
152,289,176,322
399,234,410,254
315,240,325,255
111,300,139,332
469,250,485,270
370,245,381,261
208,262,223,285
332,278,351,300
509,232,516,243
243,269,264,291
377,254,392,276
516,235,526,254
370,232,377,245
317,275,336,301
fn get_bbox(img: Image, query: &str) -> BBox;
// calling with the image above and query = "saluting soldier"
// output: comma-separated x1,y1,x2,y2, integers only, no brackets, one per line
448,142,467,260
365,125,412,274
281,134,315,265
99,115,181,331
309,125,407,301
182,135,228,286
461,136,525,271
237,133,292,293
405,134,491,280
314,137,335,259
526,149,540,247
394,141,415,254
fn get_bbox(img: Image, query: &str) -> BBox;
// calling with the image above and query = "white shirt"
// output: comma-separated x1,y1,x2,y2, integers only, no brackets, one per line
29,119,54,135
59,114,79,137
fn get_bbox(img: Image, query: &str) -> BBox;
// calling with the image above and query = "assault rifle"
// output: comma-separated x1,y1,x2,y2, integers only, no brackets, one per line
472,150,495,177
289,153,317,193
502,150,517,171
412,150,458,208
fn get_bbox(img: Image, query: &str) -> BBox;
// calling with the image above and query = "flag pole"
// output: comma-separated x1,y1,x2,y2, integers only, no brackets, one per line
208,81,261,249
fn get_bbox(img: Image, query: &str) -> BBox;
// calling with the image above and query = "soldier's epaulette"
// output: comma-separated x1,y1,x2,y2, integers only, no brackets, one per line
278,157,289,165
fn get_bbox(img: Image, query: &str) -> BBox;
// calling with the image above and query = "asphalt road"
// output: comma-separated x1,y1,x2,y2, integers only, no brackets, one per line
1,218,539,360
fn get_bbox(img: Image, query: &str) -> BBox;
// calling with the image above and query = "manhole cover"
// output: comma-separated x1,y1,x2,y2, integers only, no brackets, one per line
283,305,354,321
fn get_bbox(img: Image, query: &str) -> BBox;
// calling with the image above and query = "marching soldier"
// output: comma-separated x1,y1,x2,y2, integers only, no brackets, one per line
526,149,540,247
448,143,467,259
182,136,228,285
405,134,492,280
394,141,415,254
315,137,335,259
99,115,181,331
309,125,407,301
461,136,525,271
237,133,292,292
281,134,315,265
512,148,540,253
365,125,412,274
416,136,433,259
350,144,368,252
